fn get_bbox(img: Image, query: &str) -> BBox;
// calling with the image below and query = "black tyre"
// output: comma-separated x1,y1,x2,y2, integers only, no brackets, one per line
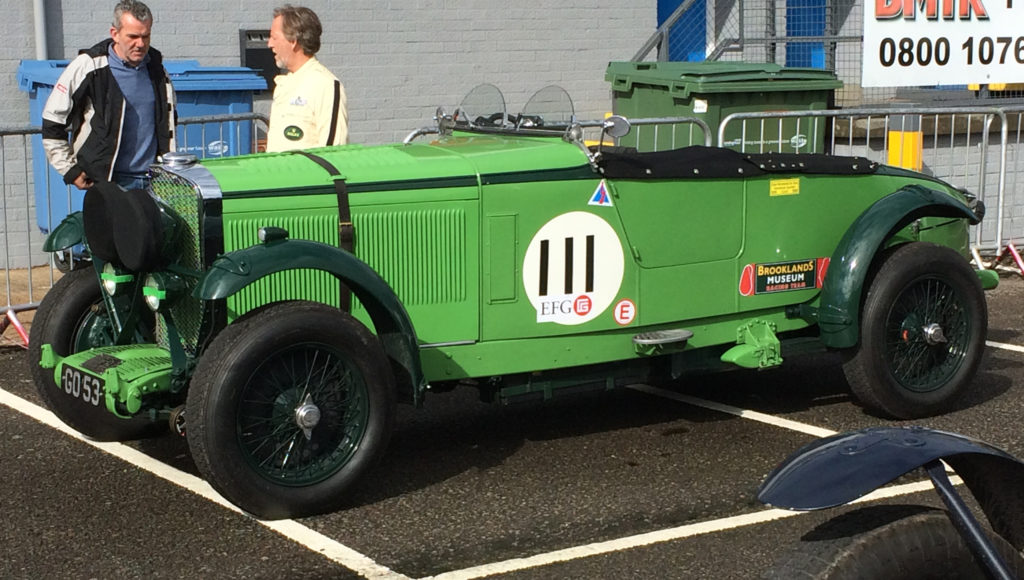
764,506,1024,579
28,267,163,441
843,242,987,419
186,301,396,519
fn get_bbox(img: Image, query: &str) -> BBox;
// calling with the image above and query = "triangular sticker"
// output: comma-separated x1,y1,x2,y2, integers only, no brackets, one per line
588,180,613,207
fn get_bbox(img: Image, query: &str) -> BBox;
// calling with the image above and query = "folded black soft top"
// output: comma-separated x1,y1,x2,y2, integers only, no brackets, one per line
597,145,878,179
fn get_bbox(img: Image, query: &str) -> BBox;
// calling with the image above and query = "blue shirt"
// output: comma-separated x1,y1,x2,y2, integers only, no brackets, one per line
108,45,157,176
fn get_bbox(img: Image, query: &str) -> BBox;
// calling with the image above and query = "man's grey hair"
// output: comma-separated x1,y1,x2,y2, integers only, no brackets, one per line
273,5,322,56
113,0,153,29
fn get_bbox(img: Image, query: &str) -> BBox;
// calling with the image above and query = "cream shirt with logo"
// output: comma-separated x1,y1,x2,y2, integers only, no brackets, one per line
267,57,348,152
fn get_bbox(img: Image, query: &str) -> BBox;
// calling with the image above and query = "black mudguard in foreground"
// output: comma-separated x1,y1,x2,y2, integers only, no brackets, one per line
757,426,1024,551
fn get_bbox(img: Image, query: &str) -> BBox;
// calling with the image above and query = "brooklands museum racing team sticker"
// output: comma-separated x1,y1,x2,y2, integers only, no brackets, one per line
739,257,830,296
523,211,625,325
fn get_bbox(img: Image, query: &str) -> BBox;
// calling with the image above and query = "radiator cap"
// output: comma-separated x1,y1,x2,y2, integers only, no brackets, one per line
161,151,199,169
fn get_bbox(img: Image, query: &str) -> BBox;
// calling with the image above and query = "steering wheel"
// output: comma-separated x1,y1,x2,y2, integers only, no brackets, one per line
516,114,544,128
472,112,512,127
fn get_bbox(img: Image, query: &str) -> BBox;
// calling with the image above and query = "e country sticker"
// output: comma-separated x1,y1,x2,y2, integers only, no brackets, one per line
739,257,830,296
613,299,637,326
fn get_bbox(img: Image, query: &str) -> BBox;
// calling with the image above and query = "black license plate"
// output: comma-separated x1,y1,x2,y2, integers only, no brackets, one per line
60,364,105,407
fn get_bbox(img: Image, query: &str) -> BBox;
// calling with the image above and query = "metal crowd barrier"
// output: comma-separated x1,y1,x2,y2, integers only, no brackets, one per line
0,112,267,347
717,107,1020,258
175,112,269,158
572,116,712,151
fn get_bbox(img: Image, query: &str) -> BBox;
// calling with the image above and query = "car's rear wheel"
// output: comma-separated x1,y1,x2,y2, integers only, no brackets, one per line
28,267,163,441
843,242,986,419
764,506,1024,579
186,301,396,519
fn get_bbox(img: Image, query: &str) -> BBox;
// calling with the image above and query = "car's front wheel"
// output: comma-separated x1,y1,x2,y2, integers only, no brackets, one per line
843,242,987,419
186,301,396,519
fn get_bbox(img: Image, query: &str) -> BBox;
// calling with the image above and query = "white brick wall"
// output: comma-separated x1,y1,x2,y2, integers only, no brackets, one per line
4,1,655,142
0,0,655,270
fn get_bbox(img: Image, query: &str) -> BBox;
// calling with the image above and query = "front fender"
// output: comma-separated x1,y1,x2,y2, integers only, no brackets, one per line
758,426,1024,550
195,238,426,402
42,211,85,252
817,185,977,348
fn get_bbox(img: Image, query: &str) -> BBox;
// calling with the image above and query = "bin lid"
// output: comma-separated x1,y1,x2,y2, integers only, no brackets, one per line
164,60,267,91
17,59,267,93
16,60,70,92
606,61,842,98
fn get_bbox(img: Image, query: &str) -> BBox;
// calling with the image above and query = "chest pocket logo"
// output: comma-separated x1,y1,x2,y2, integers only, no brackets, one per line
283,126,304,141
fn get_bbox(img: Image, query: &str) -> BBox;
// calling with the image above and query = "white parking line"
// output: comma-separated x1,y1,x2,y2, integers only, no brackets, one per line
422,382,966,580
626,384,839,438
987,340,1024,354
0,388,410,580
423,477,949,580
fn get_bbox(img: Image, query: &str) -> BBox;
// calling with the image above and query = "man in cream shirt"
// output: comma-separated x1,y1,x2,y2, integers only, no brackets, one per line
266,4,348,152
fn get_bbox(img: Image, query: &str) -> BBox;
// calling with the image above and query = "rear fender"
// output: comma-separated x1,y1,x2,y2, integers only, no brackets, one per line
817,185,978,348
194,237,426,404
758,426,1024,550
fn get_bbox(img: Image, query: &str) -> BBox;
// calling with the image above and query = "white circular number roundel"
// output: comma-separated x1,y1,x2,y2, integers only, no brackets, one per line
522,211,625,325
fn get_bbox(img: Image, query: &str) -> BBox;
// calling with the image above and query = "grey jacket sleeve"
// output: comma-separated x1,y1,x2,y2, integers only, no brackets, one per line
41,54,94,183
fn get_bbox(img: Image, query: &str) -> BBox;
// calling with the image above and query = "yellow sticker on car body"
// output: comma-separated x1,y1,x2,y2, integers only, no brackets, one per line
769,178,800,197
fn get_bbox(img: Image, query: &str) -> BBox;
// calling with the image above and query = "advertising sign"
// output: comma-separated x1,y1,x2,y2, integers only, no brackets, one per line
862,0,1022,87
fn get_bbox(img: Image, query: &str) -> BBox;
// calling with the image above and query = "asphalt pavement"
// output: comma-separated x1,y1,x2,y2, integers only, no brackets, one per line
1,275,1022,579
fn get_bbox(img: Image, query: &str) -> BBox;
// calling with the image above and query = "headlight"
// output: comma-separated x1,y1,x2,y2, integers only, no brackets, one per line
143,272,186,311
101,262,133,296
142,278,164,310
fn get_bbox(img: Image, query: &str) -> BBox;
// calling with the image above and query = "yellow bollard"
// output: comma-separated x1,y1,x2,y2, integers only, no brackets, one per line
887,114,923,171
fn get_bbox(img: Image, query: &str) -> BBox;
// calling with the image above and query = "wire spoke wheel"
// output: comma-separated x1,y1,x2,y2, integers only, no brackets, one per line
884,276,969,393
187,301,395,519
843,243,986,419
237,344,370,486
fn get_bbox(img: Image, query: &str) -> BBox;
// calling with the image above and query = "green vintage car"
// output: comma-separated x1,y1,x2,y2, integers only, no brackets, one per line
31,84,996,519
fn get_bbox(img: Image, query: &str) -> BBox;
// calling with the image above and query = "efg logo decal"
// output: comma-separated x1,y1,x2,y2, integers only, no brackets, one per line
739,258,830,296
284,126,305,141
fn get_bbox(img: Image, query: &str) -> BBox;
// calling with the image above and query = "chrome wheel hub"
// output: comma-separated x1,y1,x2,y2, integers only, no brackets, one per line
922,323,947,346
294,394,322,440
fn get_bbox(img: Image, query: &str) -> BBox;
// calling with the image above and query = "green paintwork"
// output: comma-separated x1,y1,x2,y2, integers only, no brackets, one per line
47,343,173,418
38,343,57,369
977,269,1000,290
42,211,84,251
816,184,978,348
200,135,590,194
721,320,782,369
45,113,992,418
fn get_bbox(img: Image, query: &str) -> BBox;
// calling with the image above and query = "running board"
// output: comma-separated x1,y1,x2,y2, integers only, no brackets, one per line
633,329,693,354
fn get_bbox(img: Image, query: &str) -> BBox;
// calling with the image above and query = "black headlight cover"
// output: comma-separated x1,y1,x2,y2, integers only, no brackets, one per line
82,181,184,272
82,182,122,265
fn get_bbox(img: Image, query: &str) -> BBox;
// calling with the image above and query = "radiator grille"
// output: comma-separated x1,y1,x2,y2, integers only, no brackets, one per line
150,170,204,354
